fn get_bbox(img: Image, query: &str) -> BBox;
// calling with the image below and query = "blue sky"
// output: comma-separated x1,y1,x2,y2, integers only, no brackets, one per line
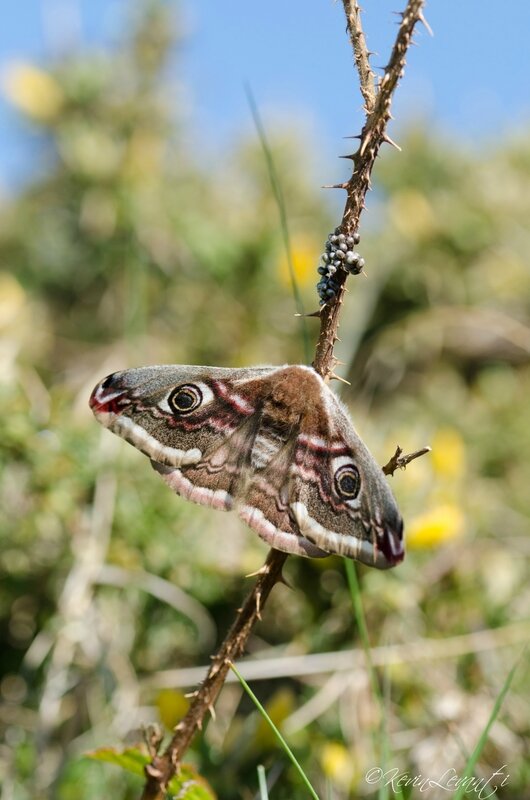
1,0,529,192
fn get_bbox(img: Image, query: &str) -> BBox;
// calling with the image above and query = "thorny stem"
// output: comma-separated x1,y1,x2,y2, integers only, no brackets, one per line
140,550,288,799
312,0,426,379
140,2,426,797
344,0,376,113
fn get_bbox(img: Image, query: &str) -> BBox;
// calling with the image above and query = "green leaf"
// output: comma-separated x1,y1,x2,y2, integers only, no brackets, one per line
167,765,217,800
86,748,216,799
86,746,149,777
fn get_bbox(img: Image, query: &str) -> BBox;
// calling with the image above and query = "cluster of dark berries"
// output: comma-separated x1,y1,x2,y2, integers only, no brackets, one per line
316,230,364,304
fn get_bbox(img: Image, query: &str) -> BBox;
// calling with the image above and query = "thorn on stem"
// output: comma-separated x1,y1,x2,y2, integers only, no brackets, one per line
277,570,293,589
330,372,351,386
419,11,434,37
245,564,270,578
382,133,402,151
145,763,164,780
359,131,372,157
295,310,321,318
322,183,348,190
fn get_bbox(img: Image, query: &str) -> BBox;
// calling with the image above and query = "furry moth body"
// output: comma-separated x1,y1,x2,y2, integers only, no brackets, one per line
89,364,404,568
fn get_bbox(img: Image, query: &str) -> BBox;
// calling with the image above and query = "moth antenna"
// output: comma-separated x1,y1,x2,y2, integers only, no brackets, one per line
184,689,199,699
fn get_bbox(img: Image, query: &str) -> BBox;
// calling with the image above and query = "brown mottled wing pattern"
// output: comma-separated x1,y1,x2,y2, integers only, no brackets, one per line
237,368,404,567
290,390,404,567
89,364,404,568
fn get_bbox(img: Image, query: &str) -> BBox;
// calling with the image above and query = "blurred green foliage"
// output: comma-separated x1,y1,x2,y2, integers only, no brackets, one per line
1,2,529,799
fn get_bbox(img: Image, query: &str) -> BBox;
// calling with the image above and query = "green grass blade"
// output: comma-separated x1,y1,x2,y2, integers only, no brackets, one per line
230,662,320,800
245,85,311,363
257,765,269,800
344,560,381,712
344,562,372,667
344,559,389,800
453,655,521,800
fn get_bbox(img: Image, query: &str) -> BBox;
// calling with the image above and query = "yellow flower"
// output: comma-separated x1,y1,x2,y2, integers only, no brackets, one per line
277,237,319,288
156,689,189,730
3,63,63,121
407,504,464,550
320,741,353,788
389,188,436,241
431,428,466,479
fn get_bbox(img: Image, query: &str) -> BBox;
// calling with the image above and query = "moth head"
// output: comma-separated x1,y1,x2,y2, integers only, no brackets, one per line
88,368,215,468
89,371,128,419
89,370,211,420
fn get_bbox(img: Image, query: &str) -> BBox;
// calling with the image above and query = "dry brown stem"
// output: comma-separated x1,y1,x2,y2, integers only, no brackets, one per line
140,549,288,799
382,445,432,476
140,2,426,797
313,0,426,379
344,0,376,113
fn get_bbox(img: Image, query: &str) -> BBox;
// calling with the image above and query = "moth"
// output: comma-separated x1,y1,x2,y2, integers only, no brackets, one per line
89,364,404,568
